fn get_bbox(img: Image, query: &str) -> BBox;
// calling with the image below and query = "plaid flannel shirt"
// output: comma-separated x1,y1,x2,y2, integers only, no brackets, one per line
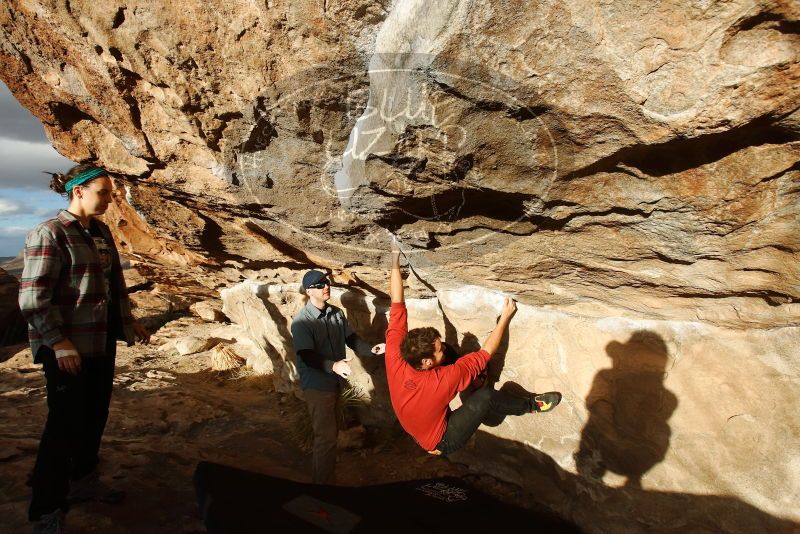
18,210,135,362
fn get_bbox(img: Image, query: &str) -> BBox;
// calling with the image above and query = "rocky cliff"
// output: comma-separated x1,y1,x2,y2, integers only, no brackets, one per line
0,267,27,347
1,0,798,532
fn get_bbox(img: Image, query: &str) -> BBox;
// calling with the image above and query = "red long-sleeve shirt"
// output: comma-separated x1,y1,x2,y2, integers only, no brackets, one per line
385,302,490,450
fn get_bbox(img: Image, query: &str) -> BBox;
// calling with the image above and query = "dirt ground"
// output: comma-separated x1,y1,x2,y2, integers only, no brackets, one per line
0,312,561,533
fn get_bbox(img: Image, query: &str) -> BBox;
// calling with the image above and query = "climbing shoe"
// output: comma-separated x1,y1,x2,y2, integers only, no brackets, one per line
531,391,562,413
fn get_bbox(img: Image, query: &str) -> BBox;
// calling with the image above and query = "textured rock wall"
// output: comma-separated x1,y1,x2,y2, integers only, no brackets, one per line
2,0,798,531
221,280,799,532
1,0,797,327
0,268,27,347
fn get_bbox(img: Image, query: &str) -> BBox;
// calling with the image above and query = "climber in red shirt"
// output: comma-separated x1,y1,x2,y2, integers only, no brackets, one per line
384,239,562,455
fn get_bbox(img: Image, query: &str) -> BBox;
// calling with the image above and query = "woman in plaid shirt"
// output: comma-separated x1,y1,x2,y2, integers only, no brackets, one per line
19,164,149,532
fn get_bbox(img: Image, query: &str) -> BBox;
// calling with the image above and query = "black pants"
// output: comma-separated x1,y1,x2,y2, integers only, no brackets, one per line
28,342,116,520
434,388,533,455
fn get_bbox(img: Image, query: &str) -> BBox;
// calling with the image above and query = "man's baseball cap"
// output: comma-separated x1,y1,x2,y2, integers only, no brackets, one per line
302,270,328,289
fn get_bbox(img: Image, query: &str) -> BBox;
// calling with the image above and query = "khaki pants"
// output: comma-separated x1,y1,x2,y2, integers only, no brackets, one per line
303,389,338,484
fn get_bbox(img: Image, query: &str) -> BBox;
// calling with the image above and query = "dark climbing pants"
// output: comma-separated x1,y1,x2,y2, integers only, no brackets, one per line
28,342,116,521
433,387,533,455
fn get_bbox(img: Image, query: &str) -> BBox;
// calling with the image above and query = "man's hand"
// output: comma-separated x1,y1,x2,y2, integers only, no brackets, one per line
371,343,386,356
332,357,353,379
53,339,81,375
500,297,517,320
133,321,150,344
481,297,517,357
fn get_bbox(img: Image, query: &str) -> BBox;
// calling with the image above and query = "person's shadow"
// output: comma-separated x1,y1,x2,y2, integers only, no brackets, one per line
339,289,389,373
574,330,678,488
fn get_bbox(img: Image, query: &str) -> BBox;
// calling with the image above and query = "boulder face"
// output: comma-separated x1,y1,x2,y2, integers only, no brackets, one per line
219,280,799,533
1,0,798,531
0,268,27,347
1,0,797,327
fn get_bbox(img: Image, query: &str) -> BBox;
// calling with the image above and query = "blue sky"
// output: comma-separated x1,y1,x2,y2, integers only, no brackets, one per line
0,80,74,256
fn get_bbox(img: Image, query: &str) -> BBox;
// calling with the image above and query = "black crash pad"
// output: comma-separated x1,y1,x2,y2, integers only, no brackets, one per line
194,461,581,533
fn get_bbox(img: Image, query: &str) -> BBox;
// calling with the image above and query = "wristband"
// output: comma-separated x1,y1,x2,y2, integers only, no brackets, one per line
55,349,79,359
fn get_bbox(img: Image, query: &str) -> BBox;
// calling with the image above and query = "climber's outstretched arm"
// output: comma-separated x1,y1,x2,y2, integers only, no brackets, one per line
390,238,404,304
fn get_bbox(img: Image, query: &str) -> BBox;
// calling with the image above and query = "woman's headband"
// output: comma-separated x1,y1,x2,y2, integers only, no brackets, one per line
64,167,107,192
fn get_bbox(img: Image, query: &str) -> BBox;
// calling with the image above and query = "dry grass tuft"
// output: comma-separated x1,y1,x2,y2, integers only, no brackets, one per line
210,344,245,371
205,358,274,391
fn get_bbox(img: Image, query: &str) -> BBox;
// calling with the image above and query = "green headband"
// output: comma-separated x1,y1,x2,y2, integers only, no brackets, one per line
64,167,107,192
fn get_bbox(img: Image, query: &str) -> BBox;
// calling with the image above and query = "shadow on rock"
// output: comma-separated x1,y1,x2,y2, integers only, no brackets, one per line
339,289,394,426
574,330,678,488
453,430,796,534
449,329,792,533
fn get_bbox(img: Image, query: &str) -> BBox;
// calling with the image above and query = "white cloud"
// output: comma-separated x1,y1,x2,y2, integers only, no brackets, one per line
0,80,49,143
0,197,58,220
0,226,29,236
0,138,74,190
0,82,73,256
0,198,22,215
0,189,64,249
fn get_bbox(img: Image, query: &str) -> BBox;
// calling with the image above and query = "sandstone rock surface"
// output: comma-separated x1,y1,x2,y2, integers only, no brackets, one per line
1,0,796,328
222,279,800,531
189,299,227,322
0,268,27,347
175,336,219,356
1,0,798,531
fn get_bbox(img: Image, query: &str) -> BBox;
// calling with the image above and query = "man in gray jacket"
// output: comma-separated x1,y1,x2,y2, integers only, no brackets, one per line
291,270,384,484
